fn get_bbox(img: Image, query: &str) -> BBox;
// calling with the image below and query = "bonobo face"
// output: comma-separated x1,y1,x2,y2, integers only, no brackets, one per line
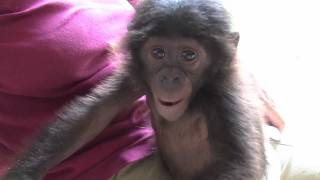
140,37,210,121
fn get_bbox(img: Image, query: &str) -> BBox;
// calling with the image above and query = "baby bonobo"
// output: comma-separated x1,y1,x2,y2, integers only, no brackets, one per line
125,0,266,179
3,0,266,180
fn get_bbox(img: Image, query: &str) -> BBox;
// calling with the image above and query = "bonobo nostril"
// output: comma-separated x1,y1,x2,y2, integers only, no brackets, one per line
160,74,180,84
160,75,168,83
173,76,179,82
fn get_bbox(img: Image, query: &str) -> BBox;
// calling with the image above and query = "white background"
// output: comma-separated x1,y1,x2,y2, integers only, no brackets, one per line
224,0,320,152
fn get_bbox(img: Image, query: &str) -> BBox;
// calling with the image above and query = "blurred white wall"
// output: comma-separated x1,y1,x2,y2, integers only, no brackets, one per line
223,0,320,148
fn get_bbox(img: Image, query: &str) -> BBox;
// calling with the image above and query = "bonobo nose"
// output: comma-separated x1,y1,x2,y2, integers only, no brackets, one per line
158,68,186,88
160,74,180,83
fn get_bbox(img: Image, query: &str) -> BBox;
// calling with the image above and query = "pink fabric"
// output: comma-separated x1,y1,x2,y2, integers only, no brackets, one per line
127,0,139,7
0,0,153,179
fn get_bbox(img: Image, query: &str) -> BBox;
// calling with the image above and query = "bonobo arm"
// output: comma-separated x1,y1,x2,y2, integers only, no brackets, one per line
3,69,142,180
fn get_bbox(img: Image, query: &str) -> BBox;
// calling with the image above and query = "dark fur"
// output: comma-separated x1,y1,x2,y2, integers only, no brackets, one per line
125,0,266,179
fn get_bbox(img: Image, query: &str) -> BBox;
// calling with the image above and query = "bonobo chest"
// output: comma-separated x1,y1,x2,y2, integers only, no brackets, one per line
151,112,213,178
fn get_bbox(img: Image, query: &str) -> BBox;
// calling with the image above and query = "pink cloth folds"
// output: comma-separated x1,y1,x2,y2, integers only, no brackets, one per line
0,0,153,179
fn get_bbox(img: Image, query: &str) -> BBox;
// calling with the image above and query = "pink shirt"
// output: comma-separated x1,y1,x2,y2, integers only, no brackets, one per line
0,0,153,179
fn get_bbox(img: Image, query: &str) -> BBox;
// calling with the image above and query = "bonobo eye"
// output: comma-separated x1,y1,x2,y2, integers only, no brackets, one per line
181,49,197,62
152,47,166,59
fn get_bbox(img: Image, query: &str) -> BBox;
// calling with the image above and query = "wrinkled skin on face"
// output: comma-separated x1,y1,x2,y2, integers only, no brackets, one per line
140,37,210,121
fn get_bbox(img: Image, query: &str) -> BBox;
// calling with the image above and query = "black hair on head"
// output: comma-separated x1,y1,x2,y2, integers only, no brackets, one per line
127,0,232,49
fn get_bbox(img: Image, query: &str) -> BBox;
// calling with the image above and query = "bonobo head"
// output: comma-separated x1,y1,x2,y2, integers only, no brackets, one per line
141,37,210,121
126,0,240,121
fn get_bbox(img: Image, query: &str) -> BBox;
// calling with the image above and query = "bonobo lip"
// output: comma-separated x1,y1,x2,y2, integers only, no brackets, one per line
158,99,182,107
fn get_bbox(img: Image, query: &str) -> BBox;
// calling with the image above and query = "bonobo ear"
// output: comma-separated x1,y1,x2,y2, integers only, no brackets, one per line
229,32,240,47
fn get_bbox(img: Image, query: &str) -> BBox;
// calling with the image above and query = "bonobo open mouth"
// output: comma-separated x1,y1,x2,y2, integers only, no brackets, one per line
159,99,182,106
